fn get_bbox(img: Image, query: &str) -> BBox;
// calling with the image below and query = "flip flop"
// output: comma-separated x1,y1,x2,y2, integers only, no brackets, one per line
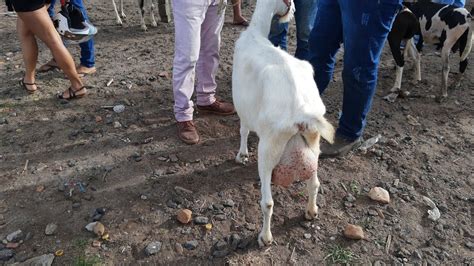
57,86,87,100
19,80,38,94
233,20,249,26
38,60,59,73
77,66,97,77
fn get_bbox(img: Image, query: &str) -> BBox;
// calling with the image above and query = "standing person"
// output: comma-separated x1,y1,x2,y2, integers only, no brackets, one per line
232,0,248,26
9,0,87,99
308,0,401,157
172,0,235,145
269,0,318,60
39,0,96,77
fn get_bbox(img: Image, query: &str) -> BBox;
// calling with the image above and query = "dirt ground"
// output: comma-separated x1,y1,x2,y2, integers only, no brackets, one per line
0,1,473,265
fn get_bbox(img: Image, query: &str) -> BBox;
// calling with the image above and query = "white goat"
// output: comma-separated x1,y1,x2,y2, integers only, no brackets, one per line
232,0,335,247
112,0,157,31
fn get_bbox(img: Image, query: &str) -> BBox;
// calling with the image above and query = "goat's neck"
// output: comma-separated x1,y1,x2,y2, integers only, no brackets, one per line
248,1,277,37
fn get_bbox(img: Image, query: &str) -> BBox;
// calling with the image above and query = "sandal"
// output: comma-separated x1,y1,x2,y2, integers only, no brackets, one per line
232,20,249,26
57,86,87,100
38,59,59,73
20,80,38,94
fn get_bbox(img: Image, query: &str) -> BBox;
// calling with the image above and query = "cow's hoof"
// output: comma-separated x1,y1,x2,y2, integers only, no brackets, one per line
121,13,127,19
151,21,158,27
258,232,273,247
305,206,318,220
116,18,123,25
235,153,249,165
141,25,148,31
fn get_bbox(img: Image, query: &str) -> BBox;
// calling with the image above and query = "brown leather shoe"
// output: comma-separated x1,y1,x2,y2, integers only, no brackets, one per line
177,120,200,145
196,100,236,115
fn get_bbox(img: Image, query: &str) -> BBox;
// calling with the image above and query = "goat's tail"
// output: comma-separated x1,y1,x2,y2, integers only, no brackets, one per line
301,115,336,144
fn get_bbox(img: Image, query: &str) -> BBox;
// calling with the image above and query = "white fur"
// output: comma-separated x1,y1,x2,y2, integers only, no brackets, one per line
111,0,157,31
232,0,335,247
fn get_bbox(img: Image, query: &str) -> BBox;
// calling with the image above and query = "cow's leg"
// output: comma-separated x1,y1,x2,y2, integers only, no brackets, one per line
257,133,292,247
388,35,405,93
407,38,421,82
149,0,158,27
120,0,126,18
137,0,147,31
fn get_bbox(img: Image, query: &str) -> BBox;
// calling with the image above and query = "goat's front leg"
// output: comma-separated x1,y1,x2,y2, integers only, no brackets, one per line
440,45,452,100
112,0,123,25
149,1,158,27
236,123,249,164
257,134,291,247
120,0,126,18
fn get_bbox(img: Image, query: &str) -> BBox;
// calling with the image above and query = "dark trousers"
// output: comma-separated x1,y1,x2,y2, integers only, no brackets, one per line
309,0,401,140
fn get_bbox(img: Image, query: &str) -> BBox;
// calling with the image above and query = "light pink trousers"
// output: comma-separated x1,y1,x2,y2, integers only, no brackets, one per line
172,0,226,122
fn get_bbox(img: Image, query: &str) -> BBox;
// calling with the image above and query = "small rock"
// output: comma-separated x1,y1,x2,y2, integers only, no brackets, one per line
368,209,379,216
213,204,225,210
344,224,365,240
214,214,226,221
0,118,8,125
304,233,312,239
245,223,256,231
169,154,179,162
166,200,178,209
6,242,20,249
0,249,14,261
113,121,122,128
140,195,147,200
214,240,227,251
223,199,235,207
92,240,102,248
6,230,23,242
72,202,81,209
95,116,103,123
345,193,356,203
465,242,474,250
300,221,311,229
413,250,423,259
194,216,209,225
230,234,241,250
21,254,54,266
45,223,58,236
368,187,390,204
145,241,162,256
86,222,105,237
36,185,45,192
91,208,106,221
174,242,184,254
177,209,192,224
212,250,229,258
183,240,198,250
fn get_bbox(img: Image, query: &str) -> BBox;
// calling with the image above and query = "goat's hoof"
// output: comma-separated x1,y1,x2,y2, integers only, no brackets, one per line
121,13,126,19
141,25,148,31
116,19,123,25
400,90,410,98
235,153,249,165
151,21,158,27
258,232,273,247
304,206,318,220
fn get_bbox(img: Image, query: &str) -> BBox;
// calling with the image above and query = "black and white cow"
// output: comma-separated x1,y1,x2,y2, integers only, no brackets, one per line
386,0,472,101
112,0,158,31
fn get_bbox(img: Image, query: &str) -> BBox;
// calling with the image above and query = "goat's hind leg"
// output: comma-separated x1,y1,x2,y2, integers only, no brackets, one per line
120,0,126,18
149,0,158,27
257,133,292,247
112,0,123,25
236,122,250,164
305,172,320,220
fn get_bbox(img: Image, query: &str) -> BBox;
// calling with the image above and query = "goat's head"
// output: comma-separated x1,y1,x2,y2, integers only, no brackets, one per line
275,0,295,23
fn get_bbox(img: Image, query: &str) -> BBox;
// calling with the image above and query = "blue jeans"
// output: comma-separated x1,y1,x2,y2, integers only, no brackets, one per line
308,0,401,140
431,0,465,7
48,0,95,67
268,0,318,61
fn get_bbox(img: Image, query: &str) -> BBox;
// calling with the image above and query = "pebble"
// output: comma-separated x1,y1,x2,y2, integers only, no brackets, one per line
368,187,390,204
343,224,365,240
91,208,106,221
6,230,23,242
113,121,122,128
300,221,311,229
304,233,312,239
245,223,256,231
166,200,178,209
214,240,227,251
230,234,241,250
413,249,423,259
0,249,14,261
465,242,474,250
145,241,162,256
0,118,8,125
21,254,55,266
72,202,81,209
345,193,356,203
177,209,192,224
223,199,235,207
183,240,198,250
194,216,209,225
6,242,20,249
92,240,102,248
214,214,226,221
174,242,184,254
45,223,58,236
212,250,229,258
169,154,179,162
213,204,225,210
368,209,379,216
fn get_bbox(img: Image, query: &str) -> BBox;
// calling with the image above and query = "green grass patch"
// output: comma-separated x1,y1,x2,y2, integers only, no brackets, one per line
325,245,356,264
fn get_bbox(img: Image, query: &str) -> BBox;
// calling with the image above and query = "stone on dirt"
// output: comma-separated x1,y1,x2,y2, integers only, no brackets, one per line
174,242,184,254
45,223,58,236
223,199,235,207
145,241,162,256
0,249,14,261
6,230,23,243
212,250,229,258
368,187,390,204
344,224,365,240
21,253,55,266
214,240,227,251
183,240,198,250
177,209,192,224
230,234,241,250
194,216,209,225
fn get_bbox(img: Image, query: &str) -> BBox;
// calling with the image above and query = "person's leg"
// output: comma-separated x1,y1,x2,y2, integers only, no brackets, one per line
268,16,289,51
308,0,343,95
16,7,85,97
47,0,56,18
71,0,96,74
232,0,248,25
294,0,318,60
172,0,204,122
337,0,400,140
17,17,39,92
